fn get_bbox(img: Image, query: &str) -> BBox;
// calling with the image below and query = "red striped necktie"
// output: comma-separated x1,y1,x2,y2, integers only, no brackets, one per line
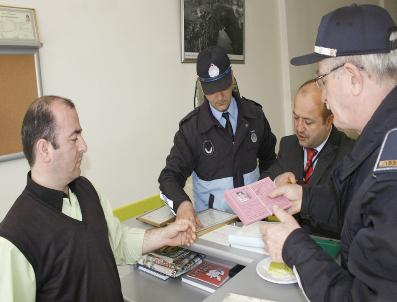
304,148,317,184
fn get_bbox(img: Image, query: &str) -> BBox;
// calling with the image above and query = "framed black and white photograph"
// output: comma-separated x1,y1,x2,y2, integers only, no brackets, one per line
181,0,245,63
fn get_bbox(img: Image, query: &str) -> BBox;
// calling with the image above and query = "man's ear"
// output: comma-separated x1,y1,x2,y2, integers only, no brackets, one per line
343,62,364,96
35,139,52,163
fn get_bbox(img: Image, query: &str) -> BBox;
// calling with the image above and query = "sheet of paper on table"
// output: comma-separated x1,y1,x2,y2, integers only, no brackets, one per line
223,293,277,302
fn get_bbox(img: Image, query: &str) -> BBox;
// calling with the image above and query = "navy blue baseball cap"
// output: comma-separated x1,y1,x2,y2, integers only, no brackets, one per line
291,4,397,66
197,46,233,95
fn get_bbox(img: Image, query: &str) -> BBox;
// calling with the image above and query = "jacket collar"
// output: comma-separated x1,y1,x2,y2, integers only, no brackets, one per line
319,126,339,156
339,85,397,180
309,127,340,185
197,93,256,134
26,172,75,212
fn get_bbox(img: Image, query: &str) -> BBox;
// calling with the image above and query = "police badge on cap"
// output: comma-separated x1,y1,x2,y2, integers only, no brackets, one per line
208,64,220,78
196,46,233,95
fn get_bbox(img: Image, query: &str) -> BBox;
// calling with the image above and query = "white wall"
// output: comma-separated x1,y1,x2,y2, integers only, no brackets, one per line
0,0,285,219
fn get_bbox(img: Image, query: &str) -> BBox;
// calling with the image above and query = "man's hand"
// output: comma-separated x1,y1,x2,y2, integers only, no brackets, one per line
142,219,196,254
161,219,196,247
260,205,300,263
269,184,303,214
176,201,203,227
274,172,297,187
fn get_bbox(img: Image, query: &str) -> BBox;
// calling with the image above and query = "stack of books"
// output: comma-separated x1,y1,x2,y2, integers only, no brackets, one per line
227,221,268,254
181,259,231,293
137,246,204,280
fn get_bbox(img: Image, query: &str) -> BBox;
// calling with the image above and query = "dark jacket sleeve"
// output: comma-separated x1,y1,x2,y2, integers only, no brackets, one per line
301,183,340,234
261,136,288,180
257,111,276,173
300,158,345,233
285,173,397,301
158,126,195,211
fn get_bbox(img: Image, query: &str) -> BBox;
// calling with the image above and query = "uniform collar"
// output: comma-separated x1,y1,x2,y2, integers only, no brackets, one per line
339,85,397,180
197,92,256,134
209,97,237,123
26,172,72,212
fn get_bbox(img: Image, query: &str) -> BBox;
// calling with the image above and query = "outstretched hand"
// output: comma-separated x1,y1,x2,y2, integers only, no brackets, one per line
162,219,197,247
142,219,196,254
268,184,303,215
261,205,300,263
176,201,203,227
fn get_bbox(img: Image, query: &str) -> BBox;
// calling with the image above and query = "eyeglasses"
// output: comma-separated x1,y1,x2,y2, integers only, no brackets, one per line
315,64,345,89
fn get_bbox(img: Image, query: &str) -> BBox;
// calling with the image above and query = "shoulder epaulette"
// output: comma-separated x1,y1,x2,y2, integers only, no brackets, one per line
179,107,200,126
240,96,263,108
374,128,397,174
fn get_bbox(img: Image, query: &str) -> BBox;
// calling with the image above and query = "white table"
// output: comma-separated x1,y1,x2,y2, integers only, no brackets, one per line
119,219,306,302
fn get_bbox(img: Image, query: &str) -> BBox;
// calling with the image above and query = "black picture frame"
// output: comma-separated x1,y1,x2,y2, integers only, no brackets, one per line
181,0,245,63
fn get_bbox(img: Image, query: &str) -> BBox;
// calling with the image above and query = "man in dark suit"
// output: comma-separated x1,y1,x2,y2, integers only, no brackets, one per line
262,80,355,237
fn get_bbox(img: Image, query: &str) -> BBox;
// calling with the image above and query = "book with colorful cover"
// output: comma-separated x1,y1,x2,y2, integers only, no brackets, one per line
140,251,203,271
138,246,205,278
149,246,192,263
182,259,230,288
137,264,170,280
182,273,219,293
139,255,203,277
224,177,291,224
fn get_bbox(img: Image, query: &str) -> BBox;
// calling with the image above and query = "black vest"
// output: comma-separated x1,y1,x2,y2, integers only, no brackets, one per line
0,176,123,302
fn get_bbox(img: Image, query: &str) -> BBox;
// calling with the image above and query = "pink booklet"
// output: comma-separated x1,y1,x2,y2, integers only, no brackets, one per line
224,177,291,225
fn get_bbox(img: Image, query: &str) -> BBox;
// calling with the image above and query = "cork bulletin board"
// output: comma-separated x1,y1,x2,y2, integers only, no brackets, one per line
0,49,42,162
0,5,42,162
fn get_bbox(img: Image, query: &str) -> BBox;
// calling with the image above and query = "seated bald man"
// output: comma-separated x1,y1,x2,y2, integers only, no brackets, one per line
262,80,355,237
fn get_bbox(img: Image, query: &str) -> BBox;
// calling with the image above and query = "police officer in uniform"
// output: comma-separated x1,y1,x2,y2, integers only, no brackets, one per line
261,4,397,301
159,46,276,224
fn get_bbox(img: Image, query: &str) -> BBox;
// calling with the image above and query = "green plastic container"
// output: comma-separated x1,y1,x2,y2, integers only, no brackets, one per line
311,236,341,258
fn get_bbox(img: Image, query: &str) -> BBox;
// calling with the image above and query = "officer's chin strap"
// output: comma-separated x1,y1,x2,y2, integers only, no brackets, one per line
193,78,204,109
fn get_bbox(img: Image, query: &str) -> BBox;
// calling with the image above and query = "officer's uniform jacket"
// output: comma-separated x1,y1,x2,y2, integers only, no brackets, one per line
159,93,276,213
283,86,397,301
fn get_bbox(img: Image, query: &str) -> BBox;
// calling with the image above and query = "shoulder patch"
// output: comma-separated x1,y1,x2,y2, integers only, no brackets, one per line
179,107,199,126
374,128,397,174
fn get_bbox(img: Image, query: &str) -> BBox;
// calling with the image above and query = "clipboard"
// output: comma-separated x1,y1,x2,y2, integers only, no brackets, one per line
196,208,238,236
136,206,238,235
136,205,176,227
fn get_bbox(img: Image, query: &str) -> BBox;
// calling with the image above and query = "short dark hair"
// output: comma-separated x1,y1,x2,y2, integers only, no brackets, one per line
21,95,75,166
298,79,332,122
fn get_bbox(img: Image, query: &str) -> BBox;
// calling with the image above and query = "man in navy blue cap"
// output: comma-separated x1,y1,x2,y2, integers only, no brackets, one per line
159,46,276,225
261,4,397,301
